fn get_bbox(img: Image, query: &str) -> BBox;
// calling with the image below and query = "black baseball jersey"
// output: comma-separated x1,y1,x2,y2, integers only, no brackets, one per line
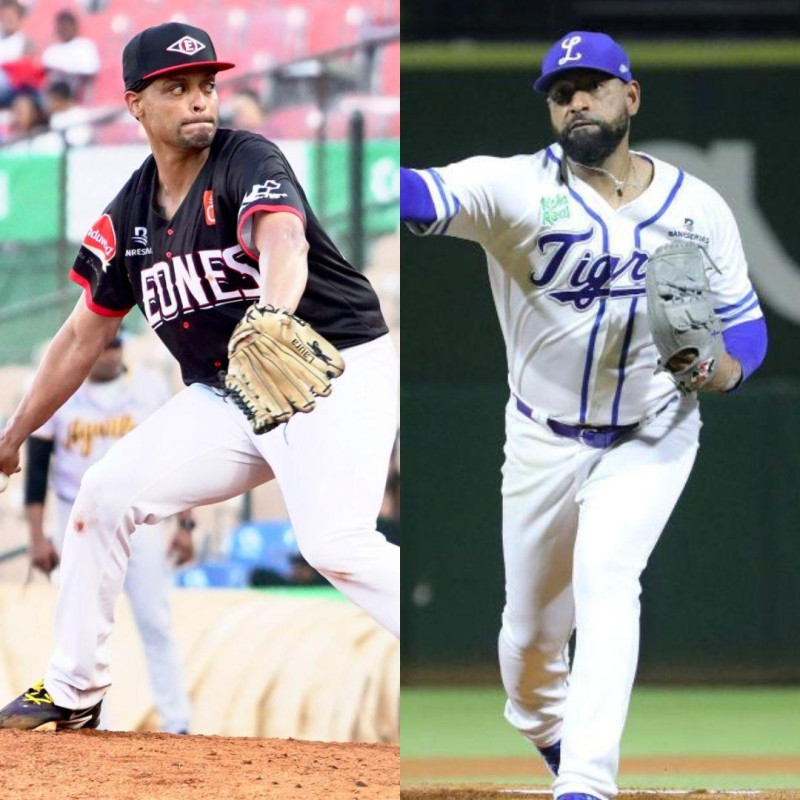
70,128,388,386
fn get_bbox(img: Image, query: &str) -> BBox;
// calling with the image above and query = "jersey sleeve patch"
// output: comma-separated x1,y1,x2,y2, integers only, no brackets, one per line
70,207,136,315
82,214,117,270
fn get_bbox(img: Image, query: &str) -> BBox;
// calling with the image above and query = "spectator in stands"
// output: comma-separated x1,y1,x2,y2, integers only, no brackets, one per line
45,80,92,146
0,0,34,64
41,10,99,101
0,0,40,108
7,87,47,140
228,87,266,132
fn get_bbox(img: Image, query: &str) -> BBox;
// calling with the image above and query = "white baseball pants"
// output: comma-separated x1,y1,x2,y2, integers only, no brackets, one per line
55,498,191,733
498,395,700,800
45,335,399,710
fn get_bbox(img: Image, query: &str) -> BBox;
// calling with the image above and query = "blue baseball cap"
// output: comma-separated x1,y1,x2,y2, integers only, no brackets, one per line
534,31,633,93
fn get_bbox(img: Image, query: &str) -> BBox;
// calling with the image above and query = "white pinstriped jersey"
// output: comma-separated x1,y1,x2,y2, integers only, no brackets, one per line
408,143,763,425
34,370,170,502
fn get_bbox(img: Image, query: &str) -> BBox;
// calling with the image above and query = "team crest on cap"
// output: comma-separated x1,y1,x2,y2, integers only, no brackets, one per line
558,35,583,66
83,214,116,272
166,36,206,55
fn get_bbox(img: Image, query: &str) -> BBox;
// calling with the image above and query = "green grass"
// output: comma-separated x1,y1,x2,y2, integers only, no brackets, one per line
401,686,800,758
402,686,800,789
402,40,800,70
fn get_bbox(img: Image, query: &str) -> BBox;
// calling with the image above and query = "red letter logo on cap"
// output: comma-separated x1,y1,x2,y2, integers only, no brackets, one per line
166,36,206,55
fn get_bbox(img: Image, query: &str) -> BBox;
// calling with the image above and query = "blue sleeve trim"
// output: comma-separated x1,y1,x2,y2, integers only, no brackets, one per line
722,317,767,383
400,167,437,224
714,288,755,316
426,168,460,219
720,297,760,325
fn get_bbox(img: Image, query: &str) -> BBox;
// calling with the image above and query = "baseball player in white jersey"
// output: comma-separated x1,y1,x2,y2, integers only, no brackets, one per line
0,21,398,731
24,334,192,733
400,31,767,800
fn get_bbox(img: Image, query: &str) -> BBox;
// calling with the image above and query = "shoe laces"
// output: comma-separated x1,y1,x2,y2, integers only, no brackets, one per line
23,681,54,706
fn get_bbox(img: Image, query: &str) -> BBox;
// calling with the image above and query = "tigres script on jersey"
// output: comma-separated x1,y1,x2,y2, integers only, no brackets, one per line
71,129,388,385
408,144,763,425
34,370,170,503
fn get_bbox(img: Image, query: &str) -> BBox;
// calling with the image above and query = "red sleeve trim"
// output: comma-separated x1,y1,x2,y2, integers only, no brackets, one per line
237,203,306,261
69,269,131,318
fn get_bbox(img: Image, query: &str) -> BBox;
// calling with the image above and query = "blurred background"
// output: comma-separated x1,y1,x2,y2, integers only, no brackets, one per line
0,0,399,741
401,0,800,792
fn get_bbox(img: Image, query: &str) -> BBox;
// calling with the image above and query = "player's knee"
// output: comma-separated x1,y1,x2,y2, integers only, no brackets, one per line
296,524,377,577
500,611,565,656
74,462,131,526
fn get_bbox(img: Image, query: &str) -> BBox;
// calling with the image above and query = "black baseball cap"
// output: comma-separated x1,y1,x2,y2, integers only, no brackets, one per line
123,22,235,92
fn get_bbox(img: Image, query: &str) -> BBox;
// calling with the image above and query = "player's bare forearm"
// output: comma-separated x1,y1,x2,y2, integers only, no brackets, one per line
253,211,309,312
701,350,743,393
25,504,46,543
1,301,122,457
25,503,59,573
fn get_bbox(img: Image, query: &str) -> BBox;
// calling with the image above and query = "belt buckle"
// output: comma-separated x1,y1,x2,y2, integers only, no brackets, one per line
577,428,594,445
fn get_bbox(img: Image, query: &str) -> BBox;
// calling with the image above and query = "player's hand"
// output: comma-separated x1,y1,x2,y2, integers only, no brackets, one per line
169,526,195,567
30,538,59,575
0,430,22,490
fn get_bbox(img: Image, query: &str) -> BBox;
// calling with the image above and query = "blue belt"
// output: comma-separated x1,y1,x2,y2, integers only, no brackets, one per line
515,397,640,449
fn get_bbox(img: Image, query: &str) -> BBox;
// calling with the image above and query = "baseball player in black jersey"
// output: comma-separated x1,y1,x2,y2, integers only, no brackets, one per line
0,22,399,730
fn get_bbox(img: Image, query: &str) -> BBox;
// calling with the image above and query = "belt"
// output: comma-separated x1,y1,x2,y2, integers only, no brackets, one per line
514,396,678,449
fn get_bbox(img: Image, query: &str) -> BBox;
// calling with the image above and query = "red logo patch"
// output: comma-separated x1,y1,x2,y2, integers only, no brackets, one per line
83,214,116,270
203,190,216,226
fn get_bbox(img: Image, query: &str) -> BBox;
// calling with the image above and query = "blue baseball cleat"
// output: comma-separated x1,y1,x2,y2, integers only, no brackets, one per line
537,740,561,775
0,680,102,730
556,794,603,800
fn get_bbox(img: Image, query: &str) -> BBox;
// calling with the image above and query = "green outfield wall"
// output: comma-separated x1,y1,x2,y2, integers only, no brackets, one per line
401,57,800,679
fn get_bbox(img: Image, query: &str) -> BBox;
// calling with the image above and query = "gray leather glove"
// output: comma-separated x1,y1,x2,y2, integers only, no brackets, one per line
645,242,723,394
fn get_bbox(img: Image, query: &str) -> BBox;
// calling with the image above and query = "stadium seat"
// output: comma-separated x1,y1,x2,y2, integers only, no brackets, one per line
174,562,251,588
226,520,300,578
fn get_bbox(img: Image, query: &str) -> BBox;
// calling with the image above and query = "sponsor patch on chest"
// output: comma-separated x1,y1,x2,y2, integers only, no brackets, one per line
203,190,216,226
667,217,710,246
540,194,570,227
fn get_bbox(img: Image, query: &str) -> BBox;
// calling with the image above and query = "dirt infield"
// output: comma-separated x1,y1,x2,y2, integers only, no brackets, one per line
401,789,800,800
402,757,800,780
0,729,399,799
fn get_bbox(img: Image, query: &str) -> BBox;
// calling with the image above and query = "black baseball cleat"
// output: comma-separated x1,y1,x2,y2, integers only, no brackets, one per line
0,680,102,730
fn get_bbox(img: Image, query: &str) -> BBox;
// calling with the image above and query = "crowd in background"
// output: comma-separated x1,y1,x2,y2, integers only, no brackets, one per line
0,1,97,142
0,1,280,144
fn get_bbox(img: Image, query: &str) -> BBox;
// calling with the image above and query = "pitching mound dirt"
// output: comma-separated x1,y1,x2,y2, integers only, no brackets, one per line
0,729,399,799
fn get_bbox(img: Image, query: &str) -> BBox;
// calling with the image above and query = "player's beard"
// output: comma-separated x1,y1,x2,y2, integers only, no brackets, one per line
555,110,630,166
177,119,217,150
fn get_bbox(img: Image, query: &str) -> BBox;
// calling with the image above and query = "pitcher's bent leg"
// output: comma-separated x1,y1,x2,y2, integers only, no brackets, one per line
45,384,272,709
257,336,400,638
